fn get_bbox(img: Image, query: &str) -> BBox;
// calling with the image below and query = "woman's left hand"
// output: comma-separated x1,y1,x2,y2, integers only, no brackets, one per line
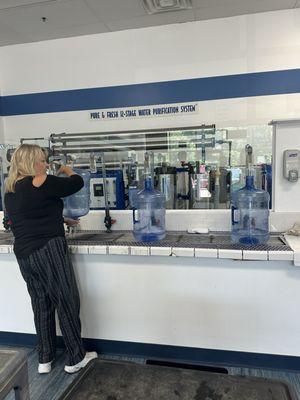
64,218,80,227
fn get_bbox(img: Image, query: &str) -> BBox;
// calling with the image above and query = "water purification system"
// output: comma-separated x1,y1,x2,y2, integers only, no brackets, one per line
189,162,211,209
155,163,177,209
231,145,270,245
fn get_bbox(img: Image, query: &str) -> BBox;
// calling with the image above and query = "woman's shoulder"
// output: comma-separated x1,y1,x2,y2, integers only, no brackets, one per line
15,176,32,187
32,174,47,188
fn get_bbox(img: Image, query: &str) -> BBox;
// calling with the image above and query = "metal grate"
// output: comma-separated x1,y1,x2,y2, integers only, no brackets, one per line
66,231,292,252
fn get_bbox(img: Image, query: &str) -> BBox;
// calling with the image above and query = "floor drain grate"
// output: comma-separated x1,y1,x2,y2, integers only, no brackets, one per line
145,359,228,374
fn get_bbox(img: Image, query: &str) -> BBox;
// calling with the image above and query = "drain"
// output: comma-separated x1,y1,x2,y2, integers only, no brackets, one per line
146,359,228,374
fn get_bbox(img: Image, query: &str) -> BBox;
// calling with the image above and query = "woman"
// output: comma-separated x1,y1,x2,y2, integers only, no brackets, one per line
4,144,97,374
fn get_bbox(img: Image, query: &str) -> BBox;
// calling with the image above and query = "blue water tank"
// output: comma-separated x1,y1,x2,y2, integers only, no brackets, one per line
63,169,91,219
133,177,166,242
231,175,270,245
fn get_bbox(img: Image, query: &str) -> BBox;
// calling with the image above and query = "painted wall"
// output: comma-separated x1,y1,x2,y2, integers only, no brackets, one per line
0,119,4,143
0,89,4,143
1,253,300,358
272,119,300,212
0,8,299,144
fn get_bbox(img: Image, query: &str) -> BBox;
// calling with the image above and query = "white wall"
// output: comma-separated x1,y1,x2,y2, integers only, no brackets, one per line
0,119,4,143
1,253,300,357
273,119,300,212
0,9,300,142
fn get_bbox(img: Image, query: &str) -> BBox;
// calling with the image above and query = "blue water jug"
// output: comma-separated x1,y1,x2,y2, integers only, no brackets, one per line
63,169,91,219
133,177,166,242
231,175,270,245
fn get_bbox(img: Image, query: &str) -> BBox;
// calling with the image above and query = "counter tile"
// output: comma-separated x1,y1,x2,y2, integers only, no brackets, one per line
150,246,172,256
130,246,150,256
243,250,268,261
0,245,11,254
268,251,294,261
108,245,130,255
195,248,218,258
293,251,300,266
218,249,243,260
171,247,194,257
88,245,107,255
75,245,90,254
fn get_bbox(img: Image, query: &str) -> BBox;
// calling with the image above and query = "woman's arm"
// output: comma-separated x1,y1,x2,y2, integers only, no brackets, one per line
64,217,80,227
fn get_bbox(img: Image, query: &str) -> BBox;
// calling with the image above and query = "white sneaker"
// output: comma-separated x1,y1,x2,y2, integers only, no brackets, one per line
64,351,98,374
38,360,53,374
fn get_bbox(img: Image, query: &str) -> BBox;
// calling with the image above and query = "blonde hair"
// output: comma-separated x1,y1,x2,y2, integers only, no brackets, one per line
5,144,45,193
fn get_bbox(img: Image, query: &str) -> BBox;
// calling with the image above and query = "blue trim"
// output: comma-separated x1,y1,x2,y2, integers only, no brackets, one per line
1,68,300,116
1,331,300,372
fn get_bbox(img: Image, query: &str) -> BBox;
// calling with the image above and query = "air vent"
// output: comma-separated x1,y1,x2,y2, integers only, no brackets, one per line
142,0,192,14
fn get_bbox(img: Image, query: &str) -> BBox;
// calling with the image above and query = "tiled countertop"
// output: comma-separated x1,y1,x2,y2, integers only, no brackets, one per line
0,230,297,263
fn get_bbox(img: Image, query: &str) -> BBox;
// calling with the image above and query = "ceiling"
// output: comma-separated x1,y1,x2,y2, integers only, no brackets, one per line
0,0,299,47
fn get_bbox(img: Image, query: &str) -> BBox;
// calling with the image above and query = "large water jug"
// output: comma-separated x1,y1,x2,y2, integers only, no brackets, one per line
231,175,270,245
63,169,91,219
133,177,166,242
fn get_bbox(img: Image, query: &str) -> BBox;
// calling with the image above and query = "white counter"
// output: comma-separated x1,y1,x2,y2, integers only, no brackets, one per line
1,235,300,361
0,236,295,262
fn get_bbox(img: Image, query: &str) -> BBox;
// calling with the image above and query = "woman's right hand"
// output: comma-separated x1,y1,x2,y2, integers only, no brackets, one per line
57,165,76,177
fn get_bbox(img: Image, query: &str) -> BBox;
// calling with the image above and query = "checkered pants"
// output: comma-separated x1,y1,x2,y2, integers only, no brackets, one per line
17,237,86,365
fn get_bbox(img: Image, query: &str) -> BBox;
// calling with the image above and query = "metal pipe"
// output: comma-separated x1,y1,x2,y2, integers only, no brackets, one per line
52,139,215,154
50,125,216,142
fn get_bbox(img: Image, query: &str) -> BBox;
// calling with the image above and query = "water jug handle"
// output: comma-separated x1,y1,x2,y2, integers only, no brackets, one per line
133,208,139,224
231,206,238,225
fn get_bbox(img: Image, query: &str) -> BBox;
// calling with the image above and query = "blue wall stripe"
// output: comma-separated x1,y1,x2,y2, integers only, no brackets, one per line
1,331,300,371
1,68,300,116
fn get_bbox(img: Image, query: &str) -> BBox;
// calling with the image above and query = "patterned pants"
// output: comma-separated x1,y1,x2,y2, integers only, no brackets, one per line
17,236,86,365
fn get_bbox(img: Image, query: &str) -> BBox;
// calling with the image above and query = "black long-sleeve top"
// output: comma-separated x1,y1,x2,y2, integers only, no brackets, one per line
4,174,84,259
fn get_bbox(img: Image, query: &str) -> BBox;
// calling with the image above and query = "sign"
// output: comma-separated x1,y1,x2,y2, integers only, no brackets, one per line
89,102,198,121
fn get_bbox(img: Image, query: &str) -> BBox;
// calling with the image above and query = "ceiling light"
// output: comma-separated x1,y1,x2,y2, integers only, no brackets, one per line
142,0,192,14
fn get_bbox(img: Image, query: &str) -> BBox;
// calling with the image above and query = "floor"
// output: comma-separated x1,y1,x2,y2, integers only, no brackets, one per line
2,345,300,400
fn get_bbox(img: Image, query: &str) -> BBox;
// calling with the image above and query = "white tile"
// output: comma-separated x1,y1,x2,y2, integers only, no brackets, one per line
88,245,107,255
0,245,10,254
108,246,129,255
130,246,149,256
75,245,89,254
293,251,300,266
150,247,172,256
268,251,294,261
171,247,194,258
243,251,268,261
218,249,243,260
195,248,218,258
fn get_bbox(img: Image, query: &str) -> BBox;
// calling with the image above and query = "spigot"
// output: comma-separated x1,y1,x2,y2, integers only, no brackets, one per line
66,224,78,238
3,213,11,231
104,212,116,233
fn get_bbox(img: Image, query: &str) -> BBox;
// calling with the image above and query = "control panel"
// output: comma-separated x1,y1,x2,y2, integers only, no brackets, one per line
90,170,125,209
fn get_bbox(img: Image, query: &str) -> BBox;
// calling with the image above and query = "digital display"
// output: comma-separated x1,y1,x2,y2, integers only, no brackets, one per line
93,184,103,197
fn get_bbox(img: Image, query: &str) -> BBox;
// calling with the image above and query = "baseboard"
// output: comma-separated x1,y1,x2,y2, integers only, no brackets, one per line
1,331,300,372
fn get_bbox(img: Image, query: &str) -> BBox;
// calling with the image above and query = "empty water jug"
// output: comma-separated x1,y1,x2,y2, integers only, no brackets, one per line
231,175,270,245
63,169,91,219
133,177,166,242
